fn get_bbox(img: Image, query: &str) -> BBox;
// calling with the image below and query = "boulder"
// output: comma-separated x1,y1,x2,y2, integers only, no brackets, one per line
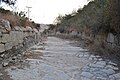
33,28,38,33
0,44,5,53
14,26,23,31
2,61,9,67
26,26,33,32
0,19,11,32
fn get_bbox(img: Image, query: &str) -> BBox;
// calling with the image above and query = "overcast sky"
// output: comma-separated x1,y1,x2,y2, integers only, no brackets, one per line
15,0,89,24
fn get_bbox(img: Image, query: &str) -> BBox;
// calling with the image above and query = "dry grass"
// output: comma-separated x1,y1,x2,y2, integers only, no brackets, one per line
0,12,37,29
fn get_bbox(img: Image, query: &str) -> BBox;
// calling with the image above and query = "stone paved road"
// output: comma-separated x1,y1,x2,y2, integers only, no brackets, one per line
3,37,120,80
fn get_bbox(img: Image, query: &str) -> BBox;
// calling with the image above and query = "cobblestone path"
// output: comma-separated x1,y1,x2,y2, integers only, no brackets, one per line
3,37,120,80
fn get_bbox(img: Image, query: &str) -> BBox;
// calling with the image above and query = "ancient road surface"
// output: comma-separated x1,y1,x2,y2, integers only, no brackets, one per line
4,37,120,80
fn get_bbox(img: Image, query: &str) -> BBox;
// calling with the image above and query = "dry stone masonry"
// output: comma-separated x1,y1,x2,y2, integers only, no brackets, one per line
0,19,41,53
0,19,41,67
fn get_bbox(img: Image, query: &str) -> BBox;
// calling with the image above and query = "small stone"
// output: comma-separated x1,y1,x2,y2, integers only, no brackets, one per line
91,76,96,80
92,71,108,77
113,73,120,79
109,75,116,80
96,77,108,80
108,61,117,66
18,54,22,57
106,65,119,70
82,66,90,72
90,67,99,72
2,61,9,67
90,55,96,58
98,58,103,61
101,69,115,75
95,61,106,66
81,77,91,80
78,54,83,57
0,54,5,58
81,72,93,78
11,67,17,70
19,60,24,62
0,73,3,76
95,55,100,58
89,57,93,60
89,63,104,68
83,54,89,58
93,61,97,64
93,57,98,61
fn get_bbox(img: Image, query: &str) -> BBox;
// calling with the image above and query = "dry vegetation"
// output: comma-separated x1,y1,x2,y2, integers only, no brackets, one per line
0,8,39,30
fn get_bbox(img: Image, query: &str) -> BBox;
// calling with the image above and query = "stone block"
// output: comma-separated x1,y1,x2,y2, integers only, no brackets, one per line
0,36,2,43
101,69,115,75
1,34,11,43
95,61,106,66
10,31,17,41
4,42,13,50
20,32,24,39
18,39,23,44
0,44,5,52
13,40,19,46
10,31,24,44
16,32,23,40
18,33,24,43
81,72,93,78
113,73,120,79
28,32,32,36
0,19,11,31
107,33,115,43
24,32,29,37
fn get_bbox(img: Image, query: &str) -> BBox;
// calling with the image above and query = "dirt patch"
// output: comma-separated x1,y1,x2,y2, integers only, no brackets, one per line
23,47,44,59
30,47,45,50
24,52,43,59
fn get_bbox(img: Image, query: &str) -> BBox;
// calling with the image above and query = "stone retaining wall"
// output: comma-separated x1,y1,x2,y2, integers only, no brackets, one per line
0,31,41,53
0,19,41,54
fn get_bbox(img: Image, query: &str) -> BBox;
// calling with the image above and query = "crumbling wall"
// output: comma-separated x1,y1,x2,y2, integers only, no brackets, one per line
0,19,41,67
0,19,41,55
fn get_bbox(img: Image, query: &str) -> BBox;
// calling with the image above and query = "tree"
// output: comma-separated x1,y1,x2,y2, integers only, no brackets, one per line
0,0,16,6
108,0,120,34
48,24,57,30
55,0,120,35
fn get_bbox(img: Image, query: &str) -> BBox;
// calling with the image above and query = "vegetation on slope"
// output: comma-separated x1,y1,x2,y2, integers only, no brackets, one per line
0,8,40,30
53,0,120,35
0,0,40,30
48,0,120,59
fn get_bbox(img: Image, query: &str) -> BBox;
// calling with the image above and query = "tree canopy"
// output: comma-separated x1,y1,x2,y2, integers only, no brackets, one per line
0,0,16,6
55,0,120,34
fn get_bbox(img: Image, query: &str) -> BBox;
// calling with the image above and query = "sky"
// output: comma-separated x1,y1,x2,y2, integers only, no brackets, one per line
4,0,89,24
